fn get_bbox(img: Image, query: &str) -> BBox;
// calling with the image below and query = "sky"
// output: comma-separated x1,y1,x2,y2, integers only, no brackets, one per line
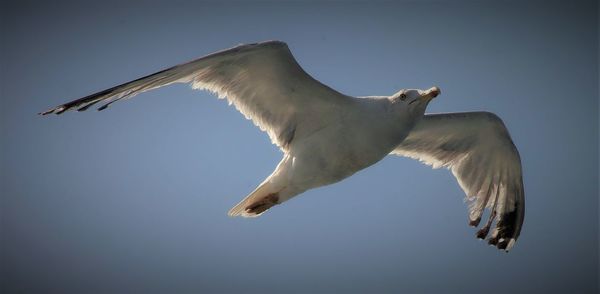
1,0,598,293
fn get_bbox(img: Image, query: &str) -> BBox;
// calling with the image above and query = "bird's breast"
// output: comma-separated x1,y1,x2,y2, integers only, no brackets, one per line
287,112,411,187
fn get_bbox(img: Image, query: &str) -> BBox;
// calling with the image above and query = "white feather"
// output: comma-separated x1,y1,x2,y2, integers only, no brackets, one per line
392,111,524,249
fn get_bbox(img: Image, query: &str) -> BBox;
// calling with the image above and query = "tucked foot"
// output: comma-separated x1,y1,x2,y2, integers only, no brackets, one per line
244,193,279,216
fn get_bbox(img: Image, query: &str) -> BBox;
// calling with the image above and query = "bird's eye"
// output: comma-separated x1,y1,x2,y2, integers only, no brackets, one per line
399,93,407,101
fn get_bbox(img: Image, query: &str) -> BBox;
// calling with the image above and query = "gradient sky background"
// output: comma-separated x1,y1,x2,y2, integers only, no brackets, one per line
1,1,598,293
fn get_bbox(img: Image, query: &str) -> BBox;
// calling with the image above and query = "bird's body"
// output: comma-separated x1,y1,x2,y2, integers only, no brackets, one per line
41,41,524,251
244,95,417,213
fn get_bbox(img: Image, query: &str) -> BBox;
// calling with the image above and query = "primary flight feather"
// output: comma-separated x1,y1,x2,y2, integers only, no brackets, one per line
40,41,524,251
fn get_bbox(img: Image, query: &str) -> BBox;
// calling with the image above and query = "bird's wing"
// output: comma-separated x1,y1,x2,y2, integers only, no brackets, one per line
40,41,350,150
391,112,524,251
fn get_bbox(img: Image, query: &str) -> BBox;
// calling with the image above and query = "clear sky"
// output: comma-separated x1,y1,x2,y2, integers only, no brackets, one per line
1,1,598,293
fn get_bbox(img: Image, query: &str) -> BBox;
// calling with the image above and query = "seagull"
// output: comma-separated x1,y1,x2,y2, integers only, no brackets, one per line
40,40,524,251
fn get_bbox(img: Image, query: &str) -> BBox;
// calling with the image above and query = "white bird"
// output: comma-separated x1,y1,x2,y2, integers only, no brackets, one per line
40,41,524,251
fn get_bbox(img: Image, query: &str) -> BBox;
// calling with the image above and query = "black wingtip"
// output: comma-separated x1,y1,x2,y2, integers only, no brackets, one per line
39,108,55,115
77,100,101,112
473,208,521,252
488,235,499,246
39,106,65,115
469,217,481,227
476,226,490,240
496,239,509,250
496,209,519,239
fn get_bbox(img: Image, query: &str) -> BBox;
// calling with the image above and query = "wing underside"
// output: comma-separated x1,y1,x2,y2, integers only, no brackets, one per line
40,41,348,150
392,111,525,251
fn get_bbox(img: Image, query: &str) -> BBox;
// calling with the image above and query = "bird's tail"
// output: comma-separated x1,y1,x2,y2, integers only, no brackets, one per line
228,181,281,218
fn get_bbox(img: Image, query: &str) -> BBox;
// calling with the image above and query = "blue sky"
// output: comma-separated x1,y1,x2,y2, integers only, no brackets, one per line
1,1,598,293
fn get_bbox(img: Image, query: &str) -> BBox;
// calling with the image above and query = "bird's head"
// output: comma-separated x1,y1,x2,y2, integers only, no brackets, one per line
390,86,441,118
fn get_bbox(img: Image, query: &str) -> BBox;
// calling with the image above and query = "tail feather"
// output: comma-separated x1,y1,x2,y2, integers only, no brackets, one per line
228,182,280,218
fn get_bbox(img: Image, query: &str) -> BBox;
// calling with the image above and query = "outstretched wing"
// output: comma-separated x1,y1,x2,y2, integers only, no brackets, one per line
391,112,524,251
40,41,350,150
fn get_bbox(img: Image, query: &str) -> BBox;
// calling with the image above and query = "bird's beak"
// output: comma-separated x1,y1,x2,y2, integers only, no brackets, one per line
421,86,441,101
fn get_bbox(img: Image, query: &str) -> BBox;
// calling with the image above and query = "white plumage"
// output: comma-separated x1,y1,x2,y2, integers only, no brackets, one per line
40,40,524,251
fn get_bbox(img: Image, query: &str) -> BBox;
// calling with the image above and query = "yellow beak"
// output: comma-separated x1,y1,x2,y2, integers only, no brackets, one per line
421,86,441,101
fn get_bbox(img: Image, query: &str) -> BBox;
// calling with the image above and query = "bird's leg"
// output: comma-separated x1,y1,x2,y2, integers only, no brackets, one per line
245,193,279,215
